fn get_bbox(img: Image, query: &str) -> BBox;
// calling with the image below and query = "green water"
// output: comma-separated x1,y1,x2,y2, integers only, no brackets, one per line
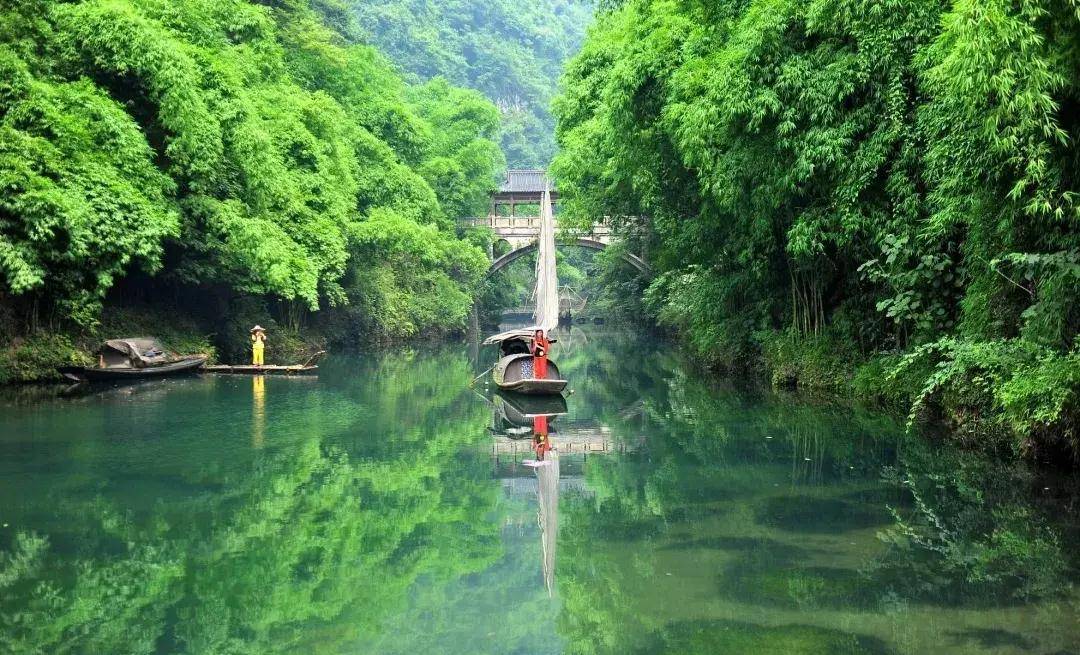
1,329,1078,654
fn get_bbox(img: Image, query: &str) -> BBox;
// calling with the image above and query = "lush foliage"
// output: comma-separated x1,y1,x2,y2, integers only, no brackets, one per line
552,0,1080,453
0,0,501,344
350,0,594,168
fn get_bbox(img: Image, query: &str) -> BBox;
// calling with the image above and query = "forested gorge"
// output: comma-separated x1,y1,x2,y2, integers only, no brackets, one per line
8,2,1080,651
0,0,504,375
2,0,1080,458
552,0,1080,455
350,0,594,168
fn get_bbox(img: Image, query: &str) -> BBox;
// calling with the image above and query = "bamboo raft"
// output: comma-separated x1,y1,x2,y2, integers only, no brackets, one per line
201,351,325,376
201,364,317,375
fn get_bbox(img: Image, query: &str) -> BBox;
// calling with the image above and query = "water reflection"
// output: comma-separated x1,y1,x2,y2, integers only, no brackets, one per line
0,328,1077,654
490,391,568,437
252,374,265,448
488,390,567,598
536,449,559,599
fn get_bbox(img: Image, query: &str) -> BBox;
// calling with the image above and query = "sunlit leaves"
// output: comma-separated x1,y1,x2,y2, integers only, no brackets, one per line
553,0,1080,446
0,46,178,321
0,0,502,336
345,209,488,338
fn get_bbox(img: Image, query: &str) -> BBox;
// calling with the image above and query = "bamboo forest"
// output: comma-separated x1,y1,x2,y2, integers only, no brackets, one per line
1,1,1080,654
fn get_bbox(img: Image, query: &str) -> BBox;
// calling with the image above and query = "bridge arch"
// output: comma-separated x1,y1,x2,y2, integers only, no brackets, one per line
486,238,649,277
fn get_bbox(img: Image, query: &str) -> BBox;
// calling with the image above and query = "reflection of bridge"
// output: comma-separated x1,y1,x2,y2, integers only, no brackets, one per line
490,429,646,486
463,170,649,275
490,428,645,457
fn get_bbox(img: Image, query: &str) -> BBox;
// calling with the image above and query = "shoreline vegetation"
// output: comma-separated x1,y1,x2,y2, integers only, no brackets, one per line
1,0,595,381
550,0,1080,462
2,0,1078,466
0,0,506,377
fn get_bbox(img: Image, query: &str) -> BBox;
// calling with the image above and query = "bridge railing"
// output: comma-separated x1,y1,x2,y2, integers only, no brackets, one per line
462,215,613,234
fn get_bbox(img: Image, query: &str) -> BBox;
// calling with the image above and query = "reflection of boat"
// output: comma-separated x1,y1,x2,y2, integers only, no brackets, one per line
495,391,568,424
202,364,318,376
493,391,567,436
57,338,207,382
484,180,566,396
59,378,175,400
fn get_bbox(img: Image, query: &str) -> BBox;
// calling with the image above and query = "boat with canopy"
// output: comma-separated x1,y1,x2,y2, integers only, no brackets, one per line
484,182,568,395
58,338,207,382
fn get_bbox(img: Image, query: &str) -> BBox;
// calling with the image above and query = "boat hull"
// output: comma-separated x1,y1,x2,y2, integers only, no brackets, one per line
492,354,567,395
59,355,208,382
494,391,568,422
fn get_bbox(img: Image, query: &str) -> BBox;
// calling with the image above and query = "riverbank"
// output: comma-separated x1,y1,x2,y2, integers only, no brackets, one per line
675,326,1079,464
2,301,332,384
8,300,1075,467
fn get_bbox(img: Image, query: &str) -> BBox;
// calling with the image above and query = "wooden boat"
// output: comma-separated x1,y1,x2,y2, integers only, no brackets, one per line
201,350,325,376
58,338,207,382
487,331,567,395
483,181,566,396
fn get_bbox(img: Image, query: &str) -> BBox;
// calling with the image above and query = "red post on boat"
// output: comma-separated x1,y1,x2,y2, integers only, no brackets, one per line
532,329,550,380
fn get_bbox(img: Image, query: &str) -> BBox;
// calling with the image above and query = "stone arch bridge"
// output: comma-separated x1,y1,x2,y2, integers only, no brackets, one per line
462,170,649,276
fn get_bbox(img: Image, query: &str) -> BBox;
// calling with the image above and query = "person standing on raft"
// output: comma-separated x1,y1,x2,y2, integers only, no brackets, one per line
250,325,267,367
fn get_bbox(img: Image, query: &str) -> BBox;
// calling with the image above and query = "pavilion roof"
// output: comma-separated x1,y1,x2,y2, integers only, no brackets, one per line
498,170,555,194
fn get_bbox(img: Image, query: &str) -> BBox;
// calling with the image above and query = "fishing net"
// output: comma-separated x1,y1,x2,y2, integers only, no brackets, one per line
533,185,559,333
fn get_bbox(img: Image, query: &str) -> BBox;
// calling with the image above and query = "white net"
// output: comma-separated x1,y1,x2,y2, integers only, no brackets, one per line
533,185,559,332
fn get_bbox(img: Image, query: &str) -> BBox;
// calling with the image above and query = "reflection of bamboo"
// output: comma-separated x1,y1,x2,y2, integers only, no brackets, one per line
468,306,480,365
788,423,824,484
252,375,265,448
535,450,560,598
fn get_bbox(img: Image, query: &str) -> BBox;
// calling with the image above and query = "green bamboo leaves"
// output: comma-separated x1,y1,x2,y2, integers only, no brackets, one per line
552,0,1080,447
0,0,502,335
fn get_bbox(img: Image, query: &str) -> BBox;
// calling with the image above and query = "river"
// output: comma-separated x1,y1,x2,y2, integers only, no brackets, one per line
1,327,1078,654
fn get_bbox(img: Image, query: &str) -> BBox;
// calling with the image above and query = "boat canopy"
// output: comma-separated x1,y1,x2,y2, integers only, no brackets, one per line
101,338,172,368
482,327,544,346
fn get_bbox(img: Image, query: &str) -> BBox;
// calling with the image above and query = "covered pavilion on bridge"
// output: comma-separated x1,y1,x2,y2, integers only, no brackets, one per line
490,169,559,218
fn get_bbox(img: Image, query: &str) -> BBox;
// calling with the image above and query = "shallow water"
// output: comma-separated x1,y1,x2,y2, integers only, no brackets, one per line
1,328,1078,654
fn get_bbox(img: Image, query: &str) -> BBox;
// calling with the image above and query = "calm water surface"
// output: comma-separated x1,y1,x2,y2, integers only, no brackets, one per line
1,328,1078,654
